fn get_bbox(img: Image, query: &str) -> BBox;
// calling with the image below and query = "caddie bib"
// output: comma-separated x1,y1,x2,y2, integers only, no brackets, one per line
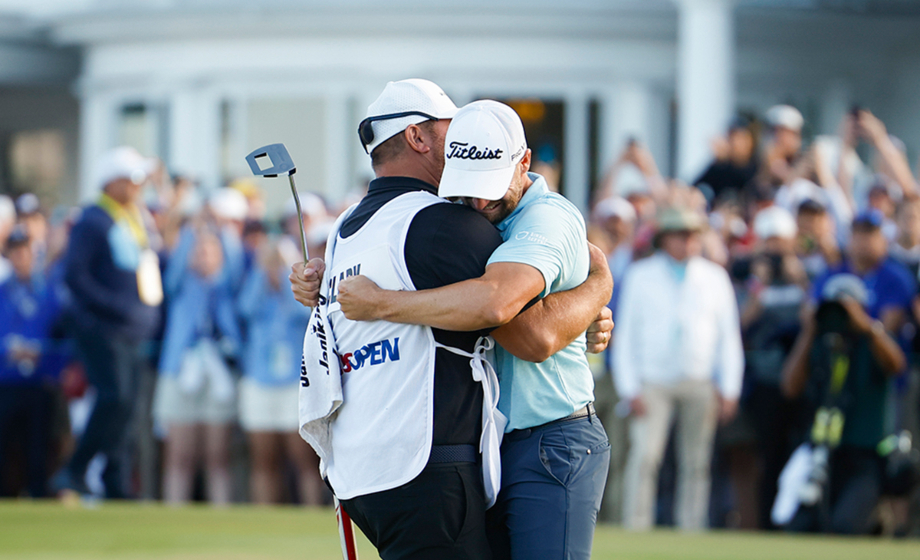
322,191,443,499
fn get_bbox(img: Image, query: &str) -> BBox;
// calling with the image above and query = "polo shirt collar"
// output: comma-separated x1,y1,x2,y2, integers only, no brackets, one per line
497,172,547,232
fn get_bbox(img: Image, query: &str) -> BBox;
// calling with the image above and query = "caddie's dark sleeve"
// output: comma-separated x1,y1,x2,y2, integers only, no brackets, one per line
404,202,503,290
404,201,504,447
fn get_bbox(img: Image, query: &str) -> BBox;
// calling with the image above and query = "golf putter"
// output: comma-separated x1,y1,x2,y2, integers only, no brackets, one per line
245,143,309,263
246,144,358,560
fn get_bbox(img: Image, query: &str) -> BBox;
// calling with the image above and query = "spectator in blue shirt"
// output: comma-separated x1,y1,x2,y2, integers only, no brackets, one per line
782,209,914,534
0,227,67,497
811,209,915,333
237,236,322,505
154,225,241,505
784,208,916,535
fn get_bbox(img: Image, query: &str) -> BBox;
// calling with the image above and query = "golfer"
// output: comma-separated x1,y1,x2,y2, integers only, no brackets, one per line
336,100,610,560
295,80,612,560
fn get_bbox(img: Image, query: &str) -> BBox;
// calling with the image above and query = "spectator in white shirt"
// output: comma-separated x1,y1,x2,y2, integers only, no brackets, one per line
614,206,744,531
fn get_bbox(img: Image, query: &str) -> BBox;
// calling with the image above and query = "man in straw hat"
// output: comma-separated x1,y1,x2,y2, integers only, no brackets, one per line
613,206,744,531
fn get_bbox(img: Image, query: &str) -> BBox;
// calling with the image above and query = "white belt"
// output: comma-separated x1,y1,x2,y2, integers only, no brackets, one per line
435,336,506,508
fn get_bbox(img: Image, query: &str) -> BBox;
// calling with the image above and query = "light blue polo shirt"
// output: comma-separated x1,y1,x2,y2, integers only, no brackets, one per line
489,172,595,431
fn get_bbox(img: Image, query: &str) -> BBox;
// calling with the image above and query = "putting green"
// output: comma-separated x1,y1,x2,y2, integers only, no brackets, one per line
0,501,916,559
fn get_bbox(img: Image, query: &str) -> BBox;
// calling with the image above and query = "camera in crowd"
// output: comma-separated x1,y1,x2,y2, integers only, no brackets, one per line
815,274,869,336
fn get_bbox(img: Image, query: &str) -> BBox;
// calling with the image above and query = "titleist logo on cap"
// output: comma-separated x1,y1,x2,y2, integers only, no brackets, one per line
447,141,503,160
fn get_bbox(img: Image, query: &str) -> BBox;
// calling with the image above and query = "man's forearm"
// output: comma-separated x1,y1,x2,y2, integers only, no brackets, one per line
868,322,906,375
874,309,908,374
876,137,918,197
492,262,613,362
373,278,513,331
338,262,545,332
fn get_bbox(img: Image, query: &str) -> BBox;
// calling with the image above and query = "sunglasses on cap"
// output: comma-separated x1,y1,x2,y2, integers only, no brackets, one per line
358,111,440,154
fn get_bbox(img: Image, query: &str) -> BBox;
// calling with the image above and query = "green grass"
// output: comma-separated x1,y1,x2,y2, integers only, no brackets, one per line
0,501,916,559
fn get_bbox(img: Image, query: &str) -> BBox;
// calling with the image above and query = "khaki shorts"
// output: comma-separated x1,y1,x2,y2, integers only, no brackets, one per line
153,375,237,426
238,378,300,433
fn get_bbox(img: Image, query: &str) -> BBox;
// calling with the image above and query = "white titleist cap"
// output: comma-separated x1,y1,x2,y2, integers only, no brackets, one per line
361,79,458,154
438,100,528,201
765,105,804,133
96,146,156,189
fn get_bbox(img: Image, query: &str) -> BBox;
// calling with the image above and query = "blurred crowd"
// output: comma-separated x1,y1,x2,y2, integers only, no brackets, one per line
590,105,920,537
0,148,356,506
0,103,919,538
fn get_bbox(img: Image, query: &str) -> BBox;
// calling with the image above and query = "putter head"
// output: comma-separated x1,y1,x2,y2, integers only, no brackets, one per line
246,143,296,178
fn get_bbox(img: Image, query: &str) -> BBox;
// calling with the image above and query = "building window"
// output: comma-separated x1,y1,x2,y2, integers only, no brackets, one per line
118,102,166,159
6,129,66,206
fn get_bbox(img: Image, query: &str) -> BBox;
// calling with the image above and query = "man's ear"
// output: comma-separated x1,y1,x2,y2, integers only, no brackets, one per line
520,148,532,175
403,124,430,155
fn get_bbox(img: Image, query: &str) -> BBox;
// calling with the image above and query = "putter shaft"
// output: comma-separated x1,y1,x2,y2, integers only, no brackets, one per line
288,174,310,264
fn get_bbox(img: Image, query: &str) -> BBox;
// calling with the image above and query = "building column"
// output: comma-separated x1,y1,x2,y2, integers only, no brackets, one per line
221,95,251,180
324,92,350,203
674,0,735,181
352,88,378,188
168,88,221,190
564,93,590,214
819,81,851,136
598,81,653,177
78,92,117,201
646,89,674,179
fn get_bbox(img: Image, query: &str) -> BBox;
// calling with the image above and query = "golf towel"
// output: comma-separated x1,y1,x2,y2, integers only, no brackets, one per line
298,207,354,469
298,290,342,467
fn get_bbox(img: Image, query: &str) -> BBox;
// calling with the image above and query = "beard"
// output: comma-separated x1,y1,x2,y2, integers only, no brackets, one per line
464,166,527,224
471,193,520,225
488,196,519,224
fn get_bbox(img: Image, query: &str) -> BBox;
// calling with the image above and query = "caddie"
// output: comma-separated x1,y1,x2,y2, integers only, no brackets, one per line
296,81,613,560
336,100,610,560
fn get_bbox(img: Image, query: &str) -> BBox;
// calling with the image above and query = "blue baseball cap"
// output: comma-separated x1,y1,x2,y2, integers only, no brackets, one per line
852,208,884,229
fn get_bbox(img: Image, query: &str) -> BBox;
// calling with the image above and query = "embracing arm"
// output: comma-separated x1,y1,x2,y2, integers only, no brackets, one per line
337,261,545,331
492,243,613,362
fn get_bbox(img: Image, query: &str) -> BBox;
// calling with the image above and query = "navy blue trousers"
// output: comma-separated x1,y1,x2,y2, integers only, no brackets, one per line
0,385,52,497
487,415,610,560
65,331,143,498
